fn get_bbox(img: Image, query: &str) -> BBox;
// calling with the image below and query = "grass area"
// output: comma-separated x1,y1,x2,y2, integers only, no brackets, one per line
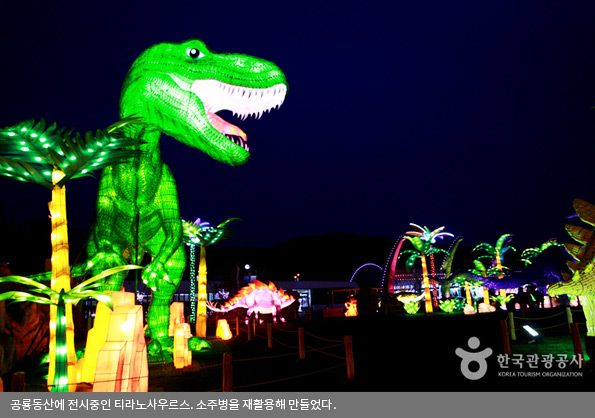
512,335,590,362
5,307,594,392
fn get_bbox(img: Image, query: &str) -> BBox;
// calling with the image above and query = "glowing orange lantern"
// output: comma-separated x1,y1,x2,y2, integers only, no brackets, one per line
80,290,135,384
169,302,185,337
216,319,233,340
174,323,192,369
93,303,147,392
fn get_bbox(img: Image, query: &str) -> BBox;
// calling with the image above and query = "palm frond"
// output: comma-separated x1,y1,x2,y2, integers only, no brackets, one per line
472,259,487,273
0,275,51,291
106,116,146,133
65,290,113,310
472,243,495,254
1,119,145,188
496,234,514,251
71,265,143,293
428,248,449,257
0,291,53,305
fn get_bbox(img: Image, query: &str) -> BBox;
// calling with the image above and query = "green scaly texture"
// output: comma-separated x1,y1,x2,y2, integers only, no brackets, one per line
86,39,287,342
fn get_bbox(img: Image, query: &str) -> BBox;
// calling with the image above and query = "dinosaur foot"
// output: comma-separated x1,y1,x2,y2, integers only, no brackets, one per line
188,336,212,352
147,335,211,362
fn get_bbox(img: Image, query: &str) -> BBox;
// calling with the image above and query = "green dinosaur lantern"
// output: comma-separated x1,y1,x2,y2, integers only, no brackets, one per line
85,40,288,343
549,199,595,343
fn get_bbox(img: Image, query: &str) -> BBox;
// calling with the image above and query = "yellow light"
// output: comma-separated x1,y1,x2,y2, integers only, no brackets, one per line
120,320,133,333
216,319,233,340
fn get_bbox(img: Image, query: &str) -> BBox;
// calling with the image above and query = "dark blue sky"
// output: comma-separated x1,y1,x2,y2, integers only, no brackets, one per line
2,0,595,250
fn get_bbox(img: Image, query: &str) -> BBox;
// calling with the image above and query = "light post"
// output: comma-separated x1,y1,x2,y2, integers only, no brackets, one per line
245,264,252,283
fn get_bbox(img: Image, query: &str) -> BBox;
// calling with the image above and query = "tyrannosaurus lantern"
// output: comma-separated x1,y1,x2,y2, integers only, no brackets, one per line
86,40,287,344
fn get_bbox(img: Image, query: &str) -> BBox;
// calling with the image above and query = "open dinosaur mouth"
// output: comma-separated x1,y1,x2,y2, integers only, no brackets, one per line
191,79,287,152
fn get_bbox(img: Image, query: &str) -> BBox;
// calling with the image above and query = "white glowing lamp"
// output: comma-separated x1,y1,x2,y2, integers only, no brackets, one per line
463,304,477,315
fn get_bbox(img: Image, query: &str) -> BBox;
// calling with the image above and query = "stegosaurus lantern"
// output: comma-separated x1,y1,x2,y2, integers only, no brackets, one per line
207,280,295,324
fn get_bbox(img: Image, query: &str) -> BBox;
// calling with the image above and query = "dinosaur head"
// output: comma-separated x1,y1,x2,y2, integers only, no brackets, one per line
120,39,287,166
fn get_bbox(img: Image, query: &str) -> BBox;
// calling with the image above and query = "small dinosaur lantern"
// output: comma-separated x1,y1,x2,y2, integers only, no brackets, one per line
208,280,296,324
344,298,358,317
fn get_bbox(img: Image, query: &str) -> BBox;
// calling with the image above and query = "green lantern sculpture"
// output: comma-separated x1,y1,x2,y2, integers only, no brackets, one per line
0,118,143,390
549,199,595,344
85,40,287,344
183,217,238,337
401,224,453,313
0,265,141,392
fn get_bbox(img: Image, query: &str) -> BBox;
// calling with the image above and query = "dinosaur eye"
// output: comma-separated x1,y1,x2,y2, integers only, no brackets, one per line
188,48,204,59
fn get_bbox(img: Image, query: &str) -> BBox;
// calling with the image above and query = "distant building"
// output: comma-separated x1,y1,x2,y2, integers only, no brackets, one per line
273,281,359,312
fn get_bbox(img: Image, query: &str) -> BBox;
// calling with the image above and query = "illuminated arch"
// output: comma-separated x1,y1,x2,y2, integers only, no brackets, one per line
381,235,407,294
349,263,383,283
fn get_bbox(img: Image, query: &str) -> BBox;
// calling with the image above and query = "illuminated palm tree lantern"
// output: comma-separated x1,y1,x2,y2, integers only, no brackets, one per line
472,234,515,298
520,239,564,266
182,217,238,337
0,118,142,390
0,266,140,392
469,259,498,305
401,224,453,313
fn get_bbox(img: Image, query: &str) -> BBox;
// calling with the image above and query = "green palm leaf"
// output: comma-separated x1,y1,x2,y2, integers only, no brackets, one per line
0,118,145,188
0,275,51,291
71,264,143,294
496,234,514,251
472,243,495,254
0,291,52,305
472,259,487,273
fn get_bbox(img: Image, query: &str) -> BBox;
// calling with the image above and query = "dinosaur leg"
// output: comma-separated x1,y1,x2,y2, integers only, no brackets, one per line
124,164,185,342
142,230,186,341
87,168,135,289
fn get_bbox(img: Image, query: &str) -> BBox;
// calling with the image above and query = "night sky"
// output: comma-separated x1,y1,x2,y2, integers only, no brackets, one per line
3,0,595,252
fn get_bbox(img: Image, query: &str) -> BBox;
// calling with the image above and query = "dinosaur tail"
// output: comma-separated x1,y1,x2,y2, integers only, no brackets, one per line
206,301,233,313
281,299,296,309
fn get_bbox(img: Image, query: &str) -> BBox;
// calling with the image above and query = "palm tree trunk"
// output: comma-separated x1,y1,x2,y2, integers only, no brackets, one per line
483,286,490,304
189,244,196,324
196,246,207,337
465,281,472,306
420,254,433,313
51,292,68,392
47,169,76,391
496,253,506,297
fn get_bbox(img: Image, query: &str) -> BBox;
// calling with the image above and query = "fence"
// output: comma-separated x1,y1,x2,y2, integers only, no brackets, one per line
500,307,589,365
3,320,355,392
